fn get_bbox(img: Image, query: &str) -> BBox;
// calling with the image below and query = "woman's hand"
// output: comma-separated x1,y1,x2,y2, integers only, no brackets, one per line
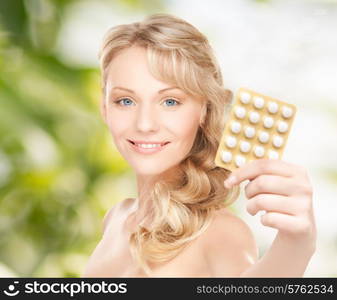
224,159,316,248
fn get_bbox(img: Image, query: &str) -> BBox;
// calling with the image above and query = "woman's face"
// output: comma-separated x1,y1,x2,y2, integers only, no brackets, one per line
102,46,205,176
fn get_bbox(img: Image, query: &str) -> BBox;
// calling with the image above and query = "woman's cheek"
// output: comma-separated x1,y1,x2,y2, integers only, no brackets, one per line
164,113,200,148
107,112,129,137
164,107,200,130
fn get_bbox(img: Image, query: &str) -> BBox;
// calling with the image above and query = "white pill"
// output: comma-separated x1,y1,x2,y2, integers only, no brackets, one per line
221,150,232,163
268,150,279,160
258,131,269,143
235,155,246,167
240,92,251,104
230,121,241,134
240,141,251,153
263,116,274,128
267,102,279,114
282,106,293,118
235,106,246,119
254,146,265,158
244,126,255,138
226,136,237,148
277,121,288,133
249,111,260,124
253,96,265,109
272,135,284,148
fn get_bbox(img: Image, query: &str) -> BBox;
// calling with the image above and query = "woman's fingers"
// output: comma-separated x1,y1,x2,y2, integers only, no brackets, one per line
260,212,313,236
244,175,295,198
224,159,297,188
246,194,298,216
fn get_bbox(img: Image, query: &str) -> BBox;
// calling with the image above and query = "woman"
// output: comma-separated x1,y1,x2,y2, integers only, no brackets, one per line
82,13,316,277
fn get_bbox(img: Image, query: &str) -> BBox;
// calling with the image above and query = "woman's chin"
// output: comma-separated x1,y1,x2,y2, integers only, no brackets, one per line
134,168,167,176
131,163,171,177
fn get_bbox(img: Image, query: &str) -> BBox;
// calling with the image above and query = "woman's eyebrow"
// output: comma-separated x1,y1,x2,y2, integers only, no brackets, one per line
110,86,183,94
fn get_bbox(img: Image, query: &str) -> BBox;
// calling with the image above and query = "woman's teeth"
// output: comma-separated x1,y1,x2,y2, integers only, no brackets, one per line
136,143,161,148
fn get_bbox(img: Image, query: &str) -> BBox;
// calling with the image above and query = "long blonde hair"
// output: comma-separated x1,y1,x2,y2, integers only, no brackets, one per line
99,13,239,275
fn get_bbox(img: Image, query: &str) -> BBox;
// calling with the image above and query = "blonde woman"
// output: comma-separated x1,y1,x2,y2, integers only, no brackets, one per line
82,14,316,277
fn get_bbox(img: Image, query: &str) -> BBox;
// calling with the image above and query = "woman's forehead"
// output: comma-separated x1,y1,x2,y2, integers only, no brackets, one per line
104,47,205,101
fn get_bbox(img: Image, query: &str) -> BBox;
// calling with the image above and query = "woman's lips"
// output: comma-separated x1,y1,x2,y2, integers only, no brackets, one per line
129,140,169,146
127,140,170,154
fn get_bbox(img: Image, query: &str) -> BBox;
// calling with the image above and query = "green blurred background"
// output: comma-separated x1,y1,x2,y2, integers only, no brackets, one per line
1,0,336,277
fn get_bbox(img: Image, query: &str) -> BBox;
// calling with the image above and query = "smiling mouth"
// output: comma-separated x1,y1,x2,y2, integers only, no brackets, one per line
128,140,170,146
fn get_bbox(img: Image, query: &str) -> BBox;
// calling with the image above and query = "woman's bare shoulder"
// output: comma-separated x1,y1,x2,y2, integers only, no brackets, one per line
203,208,257,246
201,207,259,276
102,197,135,233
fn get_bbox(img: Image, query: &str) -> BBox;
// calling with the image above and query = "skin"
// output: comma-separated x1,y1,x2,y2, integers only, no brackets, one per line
223,159,317,277
84,45,316,277
101,45,206,223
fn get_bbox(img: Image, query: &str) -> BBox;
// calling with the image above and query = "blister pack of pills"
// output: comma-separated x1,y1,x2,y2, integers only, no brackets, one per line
214,87,297,171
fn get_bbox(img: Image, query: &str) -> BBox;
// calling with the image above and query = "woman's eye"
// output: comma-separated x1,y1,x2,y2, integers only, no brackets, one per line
114,98,134,106
163,98,180,107
113,98,180,107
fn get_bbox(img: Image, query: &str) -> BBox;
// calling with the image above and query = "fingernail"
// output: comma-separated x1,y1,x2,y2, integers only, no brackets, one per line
224,175,236,188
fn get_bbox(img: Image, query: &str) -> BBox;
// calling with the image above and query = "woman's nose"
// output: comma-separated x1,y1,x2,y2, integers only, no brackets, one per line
135,105,159,132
